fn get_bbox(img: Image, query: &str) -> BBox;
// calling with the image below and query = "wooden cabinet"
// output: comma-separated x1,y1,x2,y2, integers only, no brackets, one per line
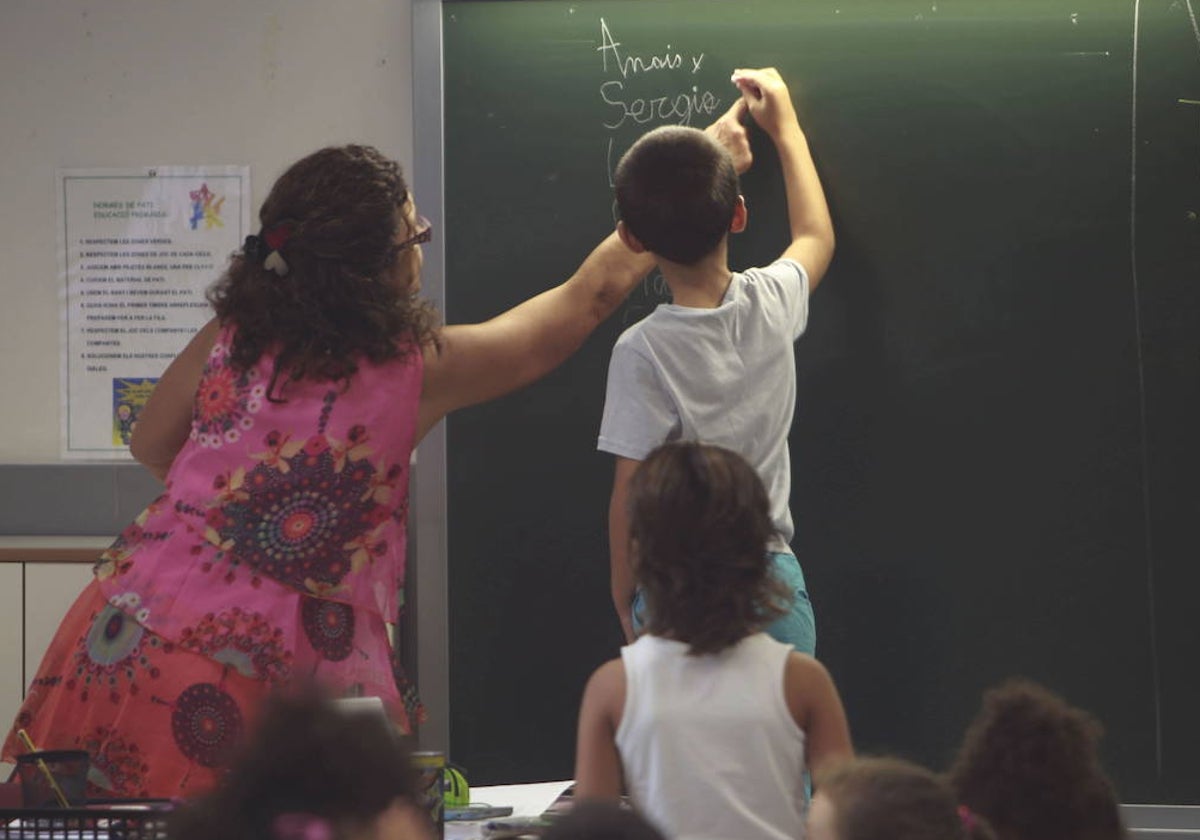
0,564,21,780
23,564,91,683
0,538,107,780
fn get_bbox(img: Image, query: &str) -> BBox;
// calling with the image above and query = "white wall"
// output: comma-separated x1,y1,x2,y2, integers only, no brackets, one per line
0,0,416,461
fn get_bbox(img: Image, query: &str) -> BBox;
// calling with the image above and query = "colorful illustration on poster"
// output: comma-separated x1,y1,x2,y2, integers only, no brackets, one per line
188,182,226,231
112,377,158,446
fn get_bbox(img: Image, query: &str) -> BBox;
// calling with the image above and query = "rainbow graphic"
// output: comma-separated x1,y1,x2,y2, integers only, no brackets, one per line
188,183,227,231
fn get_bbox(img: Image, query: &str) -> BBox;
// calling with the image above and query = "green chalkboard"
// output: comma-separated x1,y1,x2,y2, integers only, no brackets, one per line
442,0,1200,801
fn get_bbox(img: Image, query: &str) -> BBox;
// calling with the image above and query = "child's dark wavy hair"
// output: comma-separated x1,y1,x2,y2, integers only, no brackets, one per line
168,684,423,840
628,442,788,655
820,756,996,840
948,679,1126,840
207,144,440,398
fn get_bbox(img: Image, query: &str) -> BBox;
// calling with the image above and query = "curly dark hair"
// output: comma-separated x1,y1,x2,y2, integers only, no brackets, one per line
169,684,422,840
207,144,440,398
628,442,788,655
820,756,997,840
615,125,739,265
947,679,1126,840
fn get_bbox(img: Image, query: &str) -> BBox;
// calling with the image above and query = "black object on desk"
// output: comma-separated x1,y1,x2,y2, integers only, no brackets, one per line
0,801,173,840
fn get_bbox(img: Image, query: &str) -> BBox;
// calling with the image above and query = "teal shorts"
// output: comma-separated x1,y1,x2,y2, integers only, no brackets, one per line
630,551,816,655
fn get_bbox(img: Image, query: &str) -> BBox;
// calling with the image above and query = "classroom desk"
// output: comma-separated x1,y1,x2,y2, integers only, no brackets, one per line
1124,805,1200,839
0,537,109,781
441,787,1200,840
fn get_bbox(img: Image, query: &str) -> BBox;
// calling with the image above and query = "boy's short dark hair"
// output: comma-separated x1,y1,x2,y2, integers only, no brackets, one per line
629,442,787,654
614,126,739,266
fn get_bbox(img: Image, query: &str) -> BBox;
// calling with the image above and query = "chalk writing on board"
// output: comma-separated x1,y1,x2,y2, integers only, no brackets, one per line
597,18,724,320
597,18,722,130
620,270,673,327
601,81,723,129
598,18,704,78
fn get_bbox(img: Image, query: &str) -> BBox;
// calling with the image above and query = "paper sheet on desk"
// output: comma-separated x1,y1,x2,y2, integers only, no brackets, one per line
470,781,572,817
444,780,572,840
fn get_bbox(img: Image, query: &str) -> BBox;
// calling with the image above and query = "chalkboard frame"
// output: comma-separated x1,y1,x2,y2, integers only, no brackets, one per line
432,0,1200,802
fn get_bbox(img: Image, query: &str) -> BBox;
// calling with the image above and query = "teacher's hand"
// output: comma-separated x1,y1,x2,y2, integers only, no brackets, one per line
705,97,752,175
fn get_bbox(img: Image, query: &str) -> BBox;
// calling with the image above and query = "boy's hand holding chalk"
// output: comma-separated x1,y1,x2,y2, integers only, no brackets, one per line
731,67,802,141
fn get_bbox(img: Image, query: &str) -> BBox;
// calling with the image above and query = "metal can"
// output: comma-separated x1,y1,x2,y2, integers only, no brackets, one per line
411,750,446,838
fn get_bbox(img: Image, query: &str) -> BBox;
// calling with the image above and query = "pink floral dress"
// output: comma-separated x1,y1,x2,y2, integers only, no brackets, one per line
2,324,424,798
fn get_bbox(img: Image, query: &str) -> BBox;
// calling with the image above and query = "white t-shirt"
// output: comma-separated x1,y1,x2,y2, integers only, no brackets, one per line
597,259,810,546
615,633,808,840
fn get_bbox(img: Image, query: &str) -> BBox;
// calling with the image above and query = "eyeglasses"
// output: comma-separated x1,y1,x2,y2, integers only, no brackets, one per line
395,215,433,251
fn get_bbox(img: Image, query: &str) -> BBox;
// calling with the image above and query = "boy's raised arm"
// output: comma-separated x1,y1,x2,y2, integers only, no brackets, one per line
732,68,835,290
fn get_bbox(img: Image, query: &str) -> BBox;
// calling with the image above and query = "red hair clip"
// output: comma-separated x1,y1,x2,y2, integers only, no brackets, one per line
261,222,294,276
263,222,293,252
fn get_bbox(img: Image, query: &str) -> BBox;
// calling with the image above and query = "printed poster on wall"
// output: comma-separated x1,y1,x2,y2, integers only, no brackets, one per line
58,166,250,459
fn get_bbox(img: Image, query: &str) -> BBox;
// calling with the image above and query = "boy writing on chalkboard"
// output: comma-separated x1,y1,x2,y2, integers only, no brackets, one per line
598,68,835,650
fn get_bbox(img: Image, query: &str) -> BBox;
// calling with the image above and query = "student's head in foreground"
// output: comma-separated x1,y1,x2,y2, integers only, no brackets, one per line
169,684,433,840
628,441,788,654
948,678,1126,840
808,756,996,840
614,126,742,266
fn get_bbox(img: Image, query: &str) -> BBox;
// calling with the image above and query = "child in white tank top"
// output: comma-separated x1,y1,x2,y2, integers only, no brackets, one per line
574,442,854,840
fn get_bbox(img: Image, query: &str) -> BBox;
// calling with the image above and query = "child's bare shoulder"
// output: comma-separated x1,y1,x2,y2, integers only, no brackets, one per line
782,650,840,716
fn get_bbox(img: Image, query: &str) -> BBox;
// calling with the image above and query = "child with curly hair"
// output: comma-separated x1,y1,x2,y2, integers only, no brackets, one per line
948,679,1127,840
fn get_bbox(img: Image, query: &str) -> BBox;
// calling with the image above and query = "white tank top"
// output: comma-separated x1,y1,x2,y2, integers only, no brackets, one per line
615,633,808,840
